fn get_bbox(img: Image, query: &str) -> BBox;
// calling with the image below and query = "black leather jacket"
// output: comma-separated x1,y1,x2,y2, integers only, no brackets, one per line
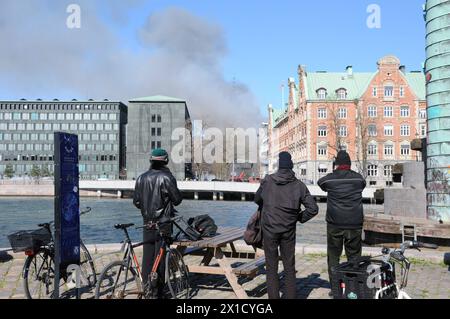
133,167,183,223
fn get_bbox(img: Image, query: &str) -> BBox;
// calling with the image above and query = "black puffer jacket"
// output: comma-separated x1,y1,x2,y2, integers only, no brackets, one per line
318,169,366,229
255,169,319,234
133,167,183,223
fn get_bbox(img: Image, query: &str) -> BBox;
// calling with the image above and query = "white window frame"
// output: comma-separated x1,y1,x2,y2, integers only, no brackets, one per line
318,126,327,137
384,106,393,117
338,125,348,137
338,107,347,119
384,125,394,136
384,144,394,156
317,108,327,119
400,124,410,136
400,106,410,117
368,165,378,177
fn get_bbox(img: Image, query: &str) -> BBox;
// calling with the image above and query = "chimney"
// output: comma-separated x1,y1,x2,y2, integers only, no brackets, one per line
399,65,406,73
346,65,353,77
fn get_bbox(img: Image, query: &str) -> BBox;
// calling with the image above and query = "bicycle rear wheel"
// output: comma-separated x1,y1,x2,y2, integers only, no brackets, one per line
95,261,142,299
80,241,97,287
165,249,190,299
23,248,56,299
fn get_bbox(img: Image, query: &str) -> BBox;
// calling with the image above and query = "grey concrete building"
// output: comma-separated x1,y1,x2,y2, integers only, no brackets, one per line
0,99,127,180
126,96,192,181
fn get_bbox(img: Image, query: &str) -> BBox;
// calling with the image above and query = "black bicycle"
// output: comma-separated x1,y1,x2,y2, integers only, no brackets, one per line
95,216,190,299
8,207,96,299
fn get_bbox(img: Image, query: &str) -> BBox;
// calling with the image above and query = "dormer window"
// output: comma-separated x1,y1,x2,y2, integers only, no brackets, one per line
317,88,327,99
336,88,347,100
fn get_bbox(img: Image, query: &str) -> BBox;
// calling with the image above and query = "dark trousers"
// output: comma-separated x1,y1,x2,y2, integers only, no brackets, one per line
263,228,297,299
142,228,166,298
327,224,362,285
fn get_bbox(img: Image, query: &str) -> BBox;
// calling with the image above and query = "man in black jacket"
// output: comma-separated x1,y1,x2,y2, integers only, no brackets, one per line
255,152,318,299
317,151,366,292
133,148,183,298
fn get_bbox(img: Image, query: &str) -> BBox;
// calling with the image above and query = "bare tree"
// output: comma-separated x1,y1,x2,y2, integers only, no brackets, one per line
327,103,346,155
355,99,370,179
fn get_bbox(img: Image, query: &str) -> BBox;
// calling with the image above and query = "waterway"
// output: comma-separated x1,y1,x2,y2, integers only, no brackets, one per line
0,197,383,248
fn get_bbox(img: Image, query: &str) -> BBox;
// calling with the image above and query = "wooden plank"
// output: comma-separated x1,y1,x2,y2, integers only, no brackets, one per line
195,228,244,248
172,227,236,247
232,256,266,276
187,265,225,275
215,248,249,299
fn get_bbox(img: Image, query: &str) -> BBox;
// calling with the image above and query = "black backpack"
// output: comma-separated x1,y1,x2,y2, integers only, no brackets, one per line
172,216,202,241
188,215,218,238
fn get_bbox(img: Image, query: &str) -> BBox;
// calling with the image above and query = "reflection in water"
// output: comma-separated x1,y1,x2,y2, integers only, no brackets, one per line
0,197,383,247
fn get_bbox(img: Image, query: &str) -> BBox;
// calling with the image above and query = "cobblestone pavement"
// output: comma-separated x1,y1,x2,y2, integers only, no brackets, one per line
0,249,448,300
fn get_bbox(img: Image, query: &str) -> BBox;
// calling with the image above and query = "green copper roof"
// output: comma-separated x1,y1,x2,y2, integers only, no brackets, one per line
305,72,375,101
404,72,426,100
129,95,186,103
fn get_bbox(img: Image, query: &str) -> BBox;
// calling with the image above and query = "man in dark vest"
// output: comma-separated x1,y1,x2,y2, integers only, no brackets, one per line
133,148,183,298
318,150,366,295
255,152,319,299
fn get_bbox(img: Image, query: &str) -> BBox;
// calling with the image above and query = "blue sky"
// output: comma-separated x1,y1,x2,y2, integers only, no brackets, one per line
0,0,427,119
101,0,427,113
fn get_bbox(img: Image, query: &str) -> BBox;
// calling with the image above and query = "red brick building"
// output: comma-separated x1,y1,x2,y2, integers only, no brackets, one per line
268,55,426,186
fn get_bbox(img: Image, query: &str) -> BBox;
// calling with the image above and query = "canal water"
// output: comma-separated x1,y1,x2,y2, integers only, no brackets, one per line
0,197,383,248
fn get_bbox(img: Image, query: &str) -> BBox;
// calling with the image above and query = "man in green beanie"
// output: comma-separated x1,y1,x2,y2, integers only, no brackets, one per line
133,148,183,298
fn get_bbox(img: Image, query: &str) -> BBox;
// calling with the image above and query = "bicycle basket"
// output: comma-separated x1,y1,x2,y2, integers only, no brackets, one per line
7,228,52,253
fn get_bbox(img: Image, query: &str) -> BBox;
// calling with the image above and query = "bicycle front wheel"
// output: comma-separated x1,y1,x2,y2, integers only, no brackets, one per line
165,249,190,299
95,261,142,299
23,248,56,299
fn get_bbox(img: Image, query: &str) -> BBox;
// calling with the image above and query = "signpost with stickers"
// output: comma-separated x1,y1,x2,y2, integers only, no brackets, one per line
54,132,80,298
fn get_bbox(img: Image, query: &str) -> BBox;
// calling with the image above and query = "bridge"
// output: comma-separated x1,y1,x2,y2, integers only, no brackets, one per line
79,180,377,201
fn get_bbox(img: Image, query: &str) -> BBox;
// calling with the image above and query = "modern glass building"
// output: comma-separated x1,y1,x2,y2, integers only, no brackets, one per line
0,99,127,180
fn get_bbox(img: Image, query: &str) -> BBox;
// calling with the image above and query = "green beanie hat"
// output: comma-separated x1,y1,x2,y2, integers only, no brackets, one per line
151,148,169,163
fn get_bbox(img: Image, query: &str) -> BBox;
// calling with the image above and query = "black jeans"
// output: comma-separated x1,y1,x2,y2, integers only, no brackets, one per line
327,224,362,285
142,228,166,298
263,228,297,299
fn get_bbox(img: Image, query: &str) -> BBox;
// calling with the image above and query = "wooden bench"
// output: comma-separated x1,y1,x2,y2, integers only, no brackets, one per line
232,256,266,278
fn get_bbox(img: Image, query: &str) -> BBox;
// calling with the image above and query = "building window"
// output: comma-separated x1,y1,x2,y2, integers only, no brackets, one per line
318,145,327,156
157,128,162,136
384,125,394,136
317,108,327,119
420,110,427,119
368,144,377,155
372,87,377,97
368,165,378,177
318,126,327,137
384,144,394,156
400,86,405,97
368,106,377,118
368,124,377,137
384,165,393,177
401,144,410,156
317,88,327,99
318,168,328,174
151,128,156,136
338,107,347,119
13,113,21,120
420,124,427,137
337,89,347,100
400,106,410,117
384,86,394,97
338,125,348,137
384,106,393,117
400,124,410,136
31,113,39,120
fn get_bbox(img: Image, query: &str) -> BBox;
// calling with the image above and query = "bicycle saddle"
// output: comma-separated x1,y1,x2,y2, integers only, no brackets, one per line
115,223,135,230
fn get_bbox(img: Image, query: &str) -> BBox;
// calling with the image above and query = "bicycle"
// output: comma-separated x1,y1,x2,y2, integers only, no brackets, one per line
373,240,439,299
8,207,97,299
95,216,190,299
